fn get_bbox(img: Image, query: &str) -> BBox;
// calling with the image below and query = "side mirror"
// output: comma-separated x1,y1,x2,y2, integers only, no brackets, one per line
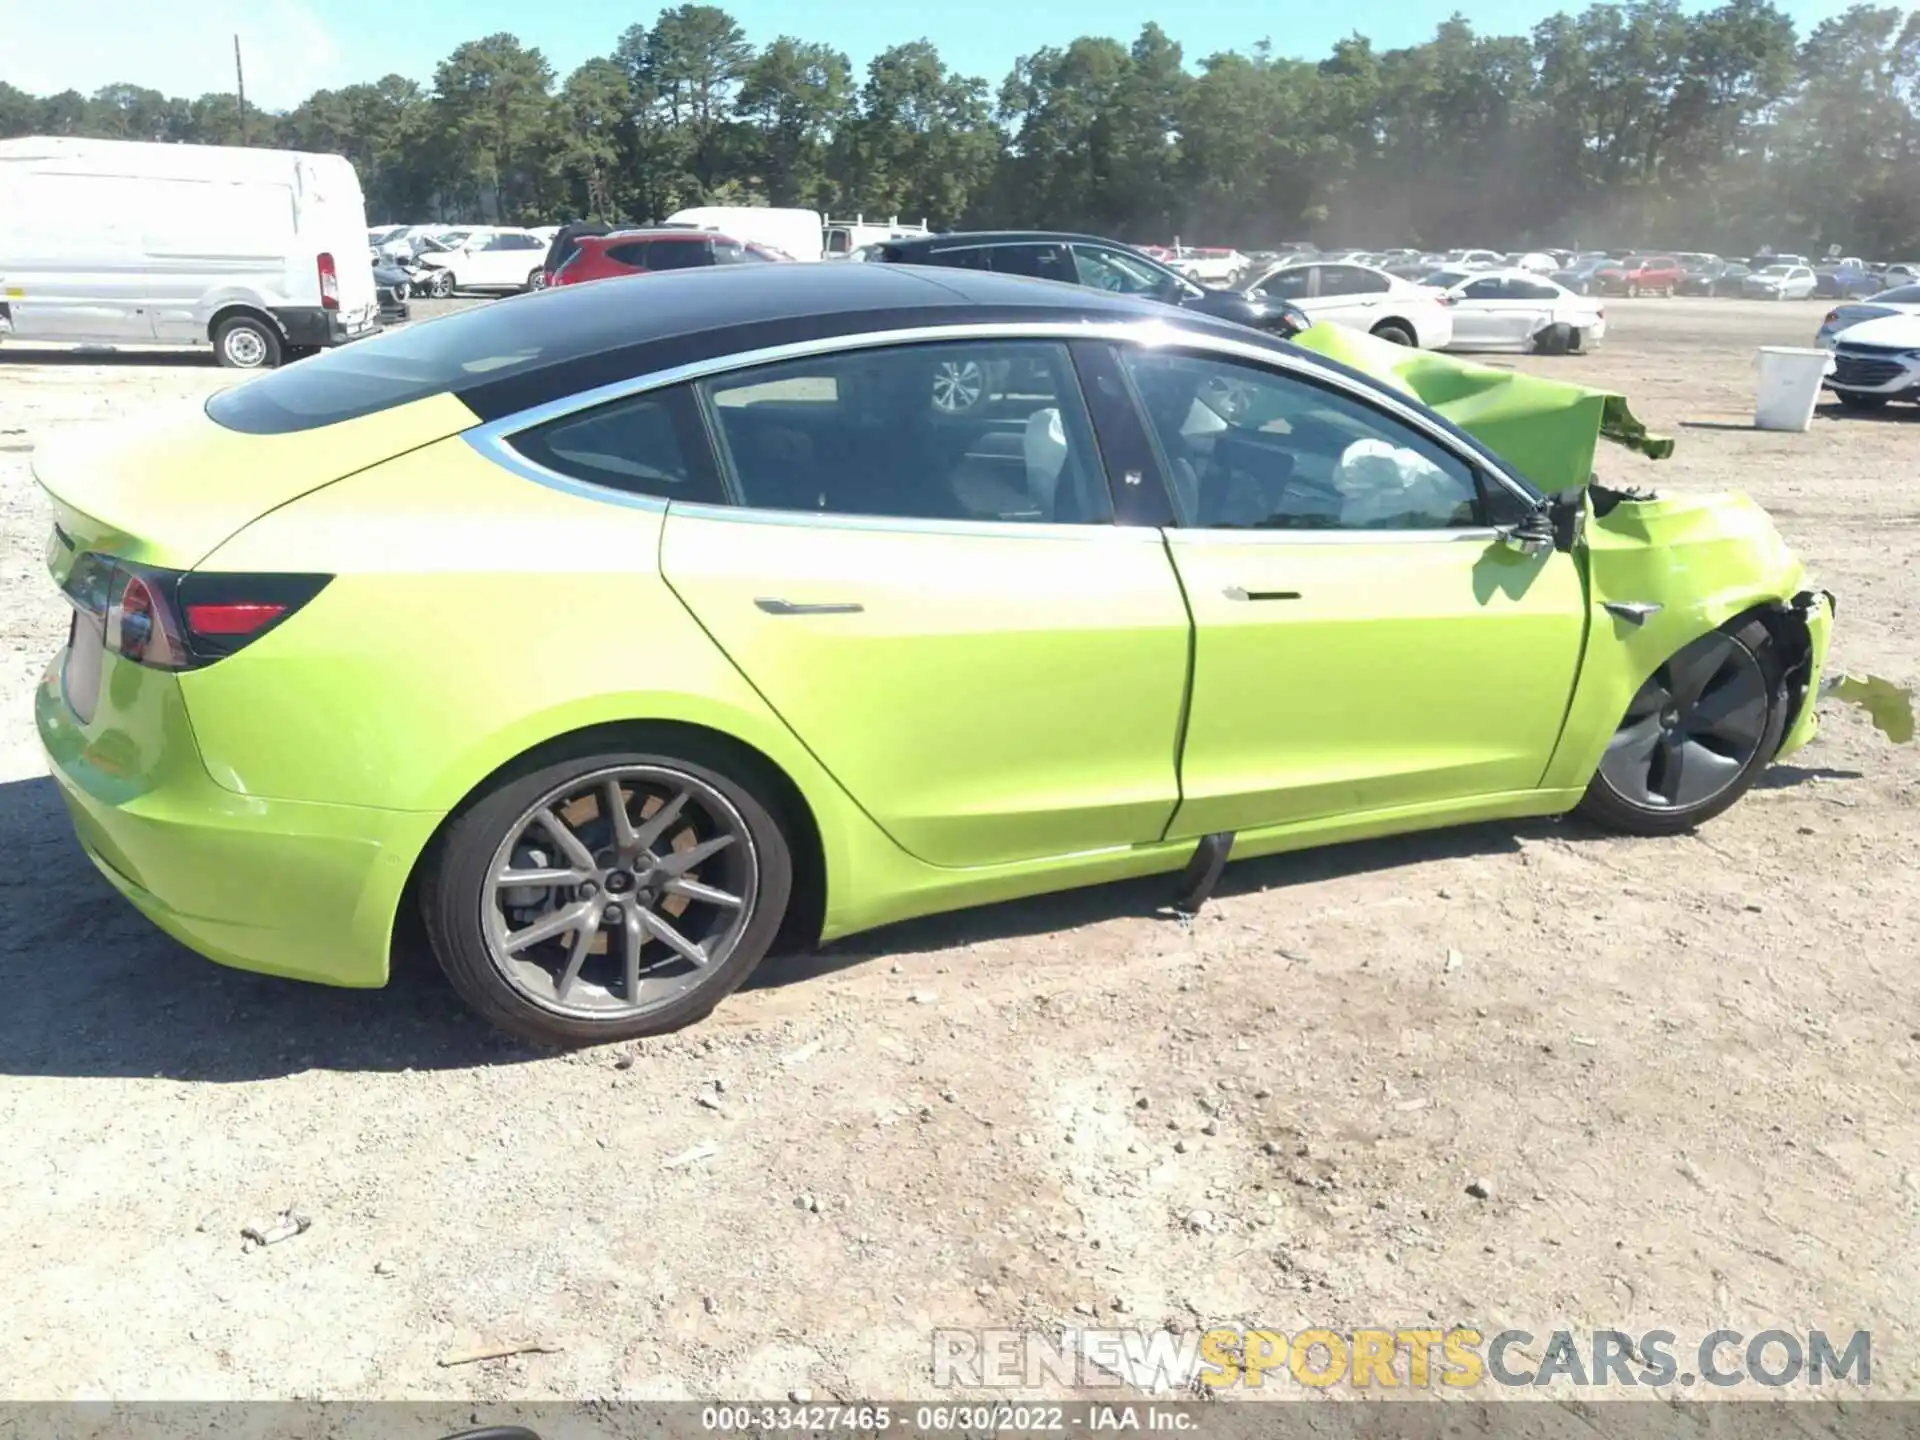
1496,525,1552,558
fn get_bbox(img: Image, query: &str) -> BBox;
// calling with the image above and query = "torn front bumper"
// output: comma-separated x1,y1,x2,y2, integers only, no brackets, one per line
1776,588,1835,760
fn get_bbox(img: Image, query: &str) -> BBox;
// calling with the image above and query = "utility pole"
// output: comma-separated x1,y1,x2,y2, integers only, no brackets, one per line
234,35,247,145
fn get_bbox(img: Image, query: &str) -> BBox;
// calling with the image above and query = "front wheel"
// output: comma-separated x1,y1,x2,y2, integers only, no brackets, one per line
1576,619,1786,836
423,739,794,1047
430,269,456,298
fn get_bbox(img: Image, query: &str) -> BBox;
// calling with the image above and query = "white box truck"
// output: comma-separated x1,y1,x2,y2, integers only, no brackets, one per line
0,136,380,368
665,206,827,262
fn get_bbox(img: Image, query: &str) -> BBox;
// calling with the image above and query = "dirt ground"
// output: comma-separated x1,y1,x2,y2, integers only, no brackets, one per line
0,297,1914,1404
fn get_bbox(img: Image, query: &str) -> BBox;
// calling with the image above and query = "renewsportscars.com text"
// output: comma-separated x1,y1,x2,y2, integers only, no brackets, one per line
932,1327,1871,1391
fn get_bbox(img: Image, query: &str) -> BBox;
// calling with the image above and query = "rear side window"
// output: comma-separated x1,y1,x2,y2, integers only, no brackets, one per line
505,386,724,503
604,243,649,267
648,239,709,271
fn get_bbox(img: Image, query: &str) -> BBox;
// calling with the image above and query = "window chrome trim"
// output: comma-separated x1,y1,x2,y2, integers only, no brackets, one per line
1164,525,1503,546
463,317,1543,517
669,498,1170,543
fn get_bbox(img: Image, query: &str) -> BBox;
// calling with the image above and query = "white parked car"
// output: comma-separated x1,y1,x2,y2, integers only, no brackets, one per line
415,227,549,295
1167,247,1250,285
1816,283,1920,347
1444,248,1506,268
1825,310,1920,410
1247,260,1454,348
1438,268,1606,354
669,206,826,263
1505,251,1559,274
1741,263,1818,301
0,135,378,368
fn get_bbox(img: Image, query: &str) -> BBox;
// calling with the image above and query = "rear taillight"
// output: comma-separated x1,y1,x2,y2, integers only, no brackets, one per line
554,251,585,285
318,252,340,311
65,556,330,669
1435,294,1454,305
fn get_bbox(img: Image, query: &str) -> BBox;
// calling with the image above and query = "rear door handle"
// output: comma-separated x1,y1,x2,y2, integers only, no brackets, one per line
754,597,865,615
1223,586,1302,602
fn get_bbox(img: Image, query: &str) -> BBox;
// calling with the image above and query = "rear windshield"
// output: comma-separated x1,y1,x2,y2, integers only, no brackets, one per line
206,300,565,434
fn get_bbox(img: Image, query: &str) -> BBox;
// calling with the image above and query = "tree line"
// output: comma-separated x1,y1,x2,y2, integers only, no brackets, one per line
3,2,1918,256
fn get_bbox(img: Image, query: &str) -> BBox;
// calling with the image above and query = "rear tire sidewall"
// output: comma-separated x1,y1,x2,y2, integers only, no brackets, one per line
423,737,794,1047
214,315,282,370
1371,322,1416,347
1574,618,1788,837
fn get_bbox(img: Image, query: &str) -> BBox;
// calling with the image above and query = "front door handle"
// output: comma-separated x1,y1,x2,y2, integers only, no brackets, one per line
754,597,865,616
1223,585,1303,602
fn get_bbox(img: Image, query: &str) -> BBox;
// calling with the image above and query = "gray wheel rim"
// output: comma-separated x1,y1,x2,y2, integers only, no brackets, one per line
224,327,267,367
481,764,759,1020
931,360,985,413
1598,632,1770,811
529,269,546,290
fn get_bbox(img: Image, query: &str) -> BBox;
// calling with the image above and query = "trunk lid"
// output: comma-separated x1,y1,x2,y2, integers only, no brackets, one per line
34,389,477,571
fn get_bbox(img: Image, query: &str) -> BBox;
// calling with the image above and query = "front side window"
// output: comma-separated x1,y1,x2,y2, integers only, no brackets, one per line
1118,349,1487,532
987,243,1077,284
1256,267,1311,300
1071,245,1170,297
1318,265,1390,296
699,341,1113,526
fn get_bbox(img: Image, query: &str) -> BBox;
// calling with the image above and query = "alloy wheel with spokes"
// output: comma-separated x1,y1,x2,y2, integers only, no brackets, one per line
930,359,986,414
485,765,757,1018
1580,622,1783,834
427,744,793,1046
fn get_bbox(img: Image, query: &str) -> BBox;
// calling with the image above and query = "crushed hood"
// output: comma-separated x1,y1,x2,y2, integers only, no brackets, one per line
1292,323,1674,493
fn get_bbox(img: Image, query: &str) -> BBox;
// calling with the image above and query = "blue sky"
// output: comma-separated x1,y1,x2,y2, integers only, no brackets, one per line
2,0,1862,112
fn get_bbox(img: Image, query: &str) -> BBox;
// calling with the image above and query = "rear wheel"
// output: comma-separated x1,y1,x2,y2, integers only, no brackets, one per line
526,267,546,292
423,738,793,1047
1370,320,1416,347
1576,619,1786,836
1533,322,1574,356
213,314,282,370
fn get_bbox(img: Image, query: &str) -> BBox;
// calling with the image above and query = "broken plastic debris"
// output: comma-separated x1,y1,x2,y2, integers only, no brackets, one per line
1822,673,1915,744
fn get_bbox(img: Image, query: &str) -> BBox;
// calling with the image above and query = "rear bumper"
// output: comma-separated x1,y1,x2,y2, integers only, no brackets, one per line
272,304,379,349
36,653,439,988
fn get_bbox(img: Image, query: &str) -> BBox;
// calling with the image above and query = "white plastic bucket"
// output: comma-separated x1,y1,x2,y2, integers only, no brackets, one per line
1754,346,1834,432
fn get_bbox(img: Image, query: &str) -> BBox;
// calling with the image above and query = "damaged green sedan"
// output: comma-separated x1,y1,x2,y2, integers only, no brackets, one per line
34,267,1878,1045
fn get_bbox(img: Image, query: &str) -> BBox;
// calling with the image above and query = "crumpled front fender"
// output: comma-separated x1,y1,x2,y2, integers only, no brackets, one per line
1542,488,1818,790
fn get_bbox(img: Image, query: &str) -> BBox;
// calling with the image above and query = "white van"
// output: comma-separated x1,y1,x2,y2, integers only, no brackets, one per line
666,206,825,262
823,214,931,259
0,136,380,368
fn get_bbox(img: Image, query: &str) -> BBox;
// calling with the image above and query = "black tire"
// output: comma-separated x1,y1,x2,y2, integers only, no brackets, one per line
1566,327,1585,353
423,735,794,1047
1370,321,1416,346
213,313,282,370
1534,322,1573,356
1575,617,1787,837
1834,390,1888,411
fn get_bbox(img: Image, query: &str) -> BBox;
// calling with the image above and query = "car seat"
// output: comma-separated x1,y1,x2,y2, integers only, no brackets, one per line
1022,407,1070,520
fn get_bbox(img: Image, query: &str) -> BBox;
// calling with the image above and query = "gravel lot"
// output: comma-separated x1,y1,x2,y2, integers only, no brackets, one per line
0,296,1914,1402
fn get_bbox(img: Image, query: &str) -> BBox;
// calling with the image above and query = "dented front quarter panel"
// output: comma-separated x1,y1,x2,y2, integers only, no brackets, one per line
1542,488,1818,790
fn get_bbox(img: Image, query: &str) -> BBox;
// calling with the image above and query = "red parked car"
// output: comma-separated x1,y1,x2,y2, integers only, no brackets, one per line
550,228,791,286
1603,255,1683,297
